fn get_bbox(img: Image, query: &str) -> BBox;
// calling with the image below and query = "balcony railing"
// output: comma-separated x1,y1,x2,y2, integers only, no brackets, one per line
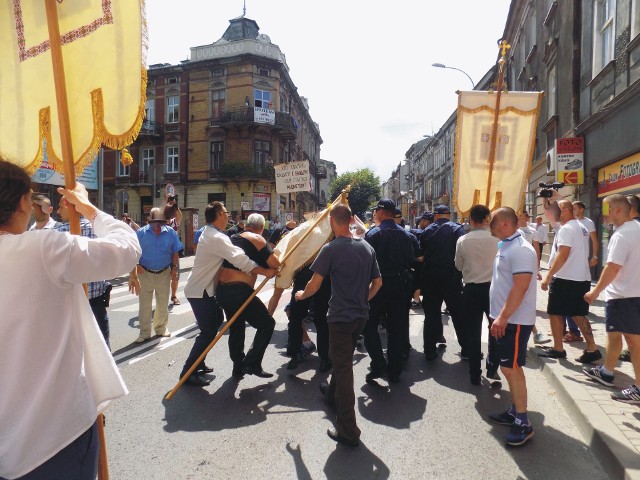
139,121,162,136
209,162,274,180
209,107,298,139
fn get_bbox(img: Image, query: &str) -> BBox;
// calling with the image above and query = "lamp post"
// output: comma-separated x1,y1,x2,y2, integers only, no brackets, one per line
432,63,475,89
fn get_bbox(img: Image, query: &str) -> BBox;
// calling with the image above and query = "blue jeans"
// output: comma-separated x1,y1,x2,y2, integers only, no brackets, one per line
564,316,580,335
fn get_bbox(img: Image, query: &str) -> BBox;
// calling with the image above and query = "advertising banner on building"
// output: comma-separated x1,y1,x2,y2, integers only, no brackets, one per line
254,107,275,125
274,161,311,193
556,137,584,184
597,152,640,197
253,193,271,212
32,156,99,190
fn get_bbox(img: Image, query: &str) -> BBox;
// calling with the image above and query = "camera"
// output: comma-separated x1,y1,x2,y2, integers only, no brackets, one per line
537,181,564,198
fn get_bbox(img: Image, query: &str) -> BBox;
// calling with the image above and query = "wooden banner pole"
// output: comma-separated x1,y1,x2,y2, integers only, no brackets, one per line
165,187,350,400
45,1,107,479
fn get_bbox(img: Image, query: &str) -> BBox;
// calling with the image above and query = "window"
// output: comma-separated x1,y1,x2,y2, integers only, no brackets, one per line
254,89,271,108
547,65,557,117
211,90,225,119
212,69,224,77
166,76,178,84
254,141,271,172
116,151,129,177
593,0,616,74
140,148,154,180
210,142,224,171
145,99,155,123
166,146,179,173
258,67,270,76
167,96,179,123
632,0,640,39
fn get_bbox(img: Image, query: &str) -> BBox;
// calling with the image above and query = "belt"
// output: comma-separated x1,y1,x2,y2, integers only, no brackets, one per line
140,265,170,274
218,281,250,287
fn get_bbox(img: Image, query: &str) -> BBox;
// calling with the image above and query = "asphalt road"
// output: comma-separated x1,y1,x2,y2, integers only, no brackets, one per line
102,276,608,480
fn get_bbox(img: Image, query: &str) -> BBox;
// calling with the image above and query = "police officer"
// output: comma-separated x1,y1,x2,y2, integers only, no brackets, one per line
420,204,465,360
364,198,422,383
409,212,434,307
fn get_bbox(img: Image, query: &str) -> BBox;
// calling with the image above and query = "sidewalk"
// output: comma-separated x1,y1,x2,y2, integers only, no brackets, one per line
531,264,640,479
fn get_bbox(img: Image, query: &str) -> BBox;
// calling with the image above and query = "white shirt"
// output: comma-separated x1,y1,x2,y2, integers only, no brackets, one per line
518,226,535,245
28,217,58,230
183,225,258,298
454,228,499,284
532,222,548,243
548,219,591,281
604,220,640,300
490,232,538,325
0,213,140,479
577,216,596,233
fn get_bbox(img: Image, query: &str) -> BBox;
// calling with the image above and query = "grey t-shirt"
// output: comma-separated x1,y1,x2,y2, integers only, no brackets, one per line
310,236,381,323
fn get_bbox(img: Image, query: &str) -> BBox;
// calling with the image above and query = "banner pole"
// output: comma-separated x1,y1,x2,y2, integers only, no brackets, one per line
165,186,350,400
45,2,106,478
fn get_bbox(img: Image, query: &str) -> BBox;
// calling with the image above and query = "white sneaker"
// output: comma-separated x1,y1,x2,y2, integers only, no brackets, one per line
533,332,551,345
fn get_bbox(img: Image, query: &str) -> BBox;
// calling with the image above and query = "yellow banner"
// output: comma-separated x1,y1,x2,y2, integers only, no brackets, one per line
0,0,147,174
453,90,543,215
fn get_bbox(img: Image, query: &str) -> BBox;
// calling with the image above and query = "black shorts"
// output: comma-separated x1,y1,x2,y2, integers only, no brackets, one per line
497,324,533,369
605,298,640,335
547,278,590,316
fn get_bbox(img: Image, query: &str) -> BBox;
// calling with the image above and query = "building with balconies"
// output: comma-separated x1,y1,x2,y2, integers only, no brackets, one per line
103,15,323,226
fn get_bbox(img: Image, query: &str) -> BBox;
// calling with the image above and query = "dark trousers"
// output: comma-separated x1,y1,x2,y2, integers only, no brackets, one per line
287,290,312,357
462,283,498,378
181,292,223,377
217,283,275,370
421,267,464,354
327,317,367,442
89,295,109,349
6,422,98,480
364,277,411,376
310,278,331,362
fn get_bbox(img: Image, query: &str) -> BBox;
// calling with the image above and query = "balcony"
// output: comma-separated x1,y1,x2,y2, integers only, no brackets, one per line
209,162,274,180
139,121,162,136
164,122,180,133
209,107,298,140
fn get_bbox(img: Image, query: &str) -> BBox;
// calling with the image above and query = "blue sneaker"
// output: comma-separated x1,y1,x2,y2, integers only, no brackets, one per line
488,409,515,426
506,420,534,446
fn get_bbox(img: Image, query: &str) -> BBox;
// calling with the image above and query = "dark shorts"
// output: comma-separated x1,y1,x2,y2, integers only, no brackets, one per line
605,298,640,335
547,278,590,316
497,323,533,369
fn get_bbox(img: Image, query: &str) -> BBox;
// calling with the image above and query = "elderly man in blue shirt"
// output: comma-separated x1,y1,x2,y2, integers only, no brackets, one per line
129,207,183,343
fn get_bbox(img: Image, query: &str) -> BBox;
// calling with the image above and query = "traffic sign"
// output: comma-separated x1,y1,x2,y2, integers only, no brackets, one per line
116,189,129,203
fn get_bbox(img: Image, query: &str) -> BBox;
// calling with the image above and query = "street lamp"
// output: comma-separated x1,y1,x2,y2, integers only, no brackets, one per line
432,63,475,89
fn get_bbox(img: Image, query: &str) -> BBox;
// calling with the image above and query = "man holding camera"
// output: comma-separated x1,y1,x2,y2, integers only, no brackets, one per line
540,199,601,363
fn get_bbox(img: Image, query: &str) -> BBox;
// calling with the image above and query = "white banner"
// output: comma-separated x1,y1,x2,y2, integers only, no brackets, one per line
274,161,310,193
254,107,275,125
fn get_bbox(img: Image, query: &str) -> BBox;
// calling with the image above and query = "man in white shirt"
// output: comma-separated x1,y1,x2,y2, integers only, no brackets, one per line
572,201,599,268
487,207,538,447
29,194,60,230
583,195,640,404
532,216,548,259
455,204,499,385
540,200,602,363
179,202,276,386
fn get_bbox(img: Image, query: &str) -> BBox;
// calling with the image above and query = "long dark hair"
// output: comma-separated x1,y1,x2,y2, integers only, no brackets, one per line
0,157,31,226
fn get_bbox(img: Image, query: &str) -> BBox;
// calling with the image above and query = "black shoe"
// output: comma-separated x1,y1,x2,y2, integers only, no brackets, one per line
425,350,438,361
319,359,332,372
470,376,481,386
287,355,300,370
185,373,211,387
537,348,567,359
197,364,214,374
244,365,274,378
232,364,245,379
327,428,359,447
576,349,602,364
319,382,330,397
365,369,387,384
619,349,631,362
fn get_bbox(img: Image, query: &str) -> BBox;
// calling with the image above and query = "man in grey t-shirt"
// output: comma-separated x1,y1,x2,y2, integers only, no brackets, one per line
296,203,382,447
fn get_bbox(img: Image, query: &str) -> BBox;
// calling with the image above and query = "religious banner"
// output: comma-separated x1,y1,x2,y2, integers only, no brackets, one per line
454,90,542,215
0,0,147,174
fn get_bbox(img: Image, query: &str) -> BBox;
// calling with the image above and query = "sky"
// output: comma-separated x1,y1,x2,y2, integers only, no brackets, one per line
145,0,513,183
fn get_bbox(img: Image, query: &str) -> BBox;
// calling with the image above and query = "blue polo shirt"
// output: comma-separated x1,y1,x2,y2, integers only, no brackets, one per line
136,224,183,270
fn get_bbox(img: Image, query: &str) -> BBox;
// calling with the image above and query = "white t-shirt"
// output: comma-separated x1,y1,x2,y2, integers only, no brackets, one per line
604,220,640,300
490,232,538,325
0,214,139,479
532,223,548,243
548,219,591,281
577,216,596,233
518,226,535,245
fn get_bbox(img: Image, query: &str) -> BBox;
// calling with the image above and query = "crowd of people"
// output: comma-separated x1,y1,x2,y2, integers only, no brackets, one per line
4,149,640,475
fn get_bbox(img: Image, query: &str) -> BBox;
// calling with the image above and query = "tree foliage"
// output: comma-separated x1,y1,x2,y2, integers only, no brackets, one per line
328,168,381,217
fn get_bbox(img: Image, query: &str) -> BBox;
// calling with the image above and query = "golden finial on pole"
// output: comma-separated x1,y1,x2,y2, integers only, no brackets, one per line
498,39,511,59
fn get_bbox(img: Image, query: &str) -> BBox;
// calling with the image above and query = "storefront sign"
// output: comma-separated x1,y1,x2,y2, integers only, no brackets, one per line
556,137,584,185
253,193,271,212
597,152,640,197
31,156,99,190
274,161,310,193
